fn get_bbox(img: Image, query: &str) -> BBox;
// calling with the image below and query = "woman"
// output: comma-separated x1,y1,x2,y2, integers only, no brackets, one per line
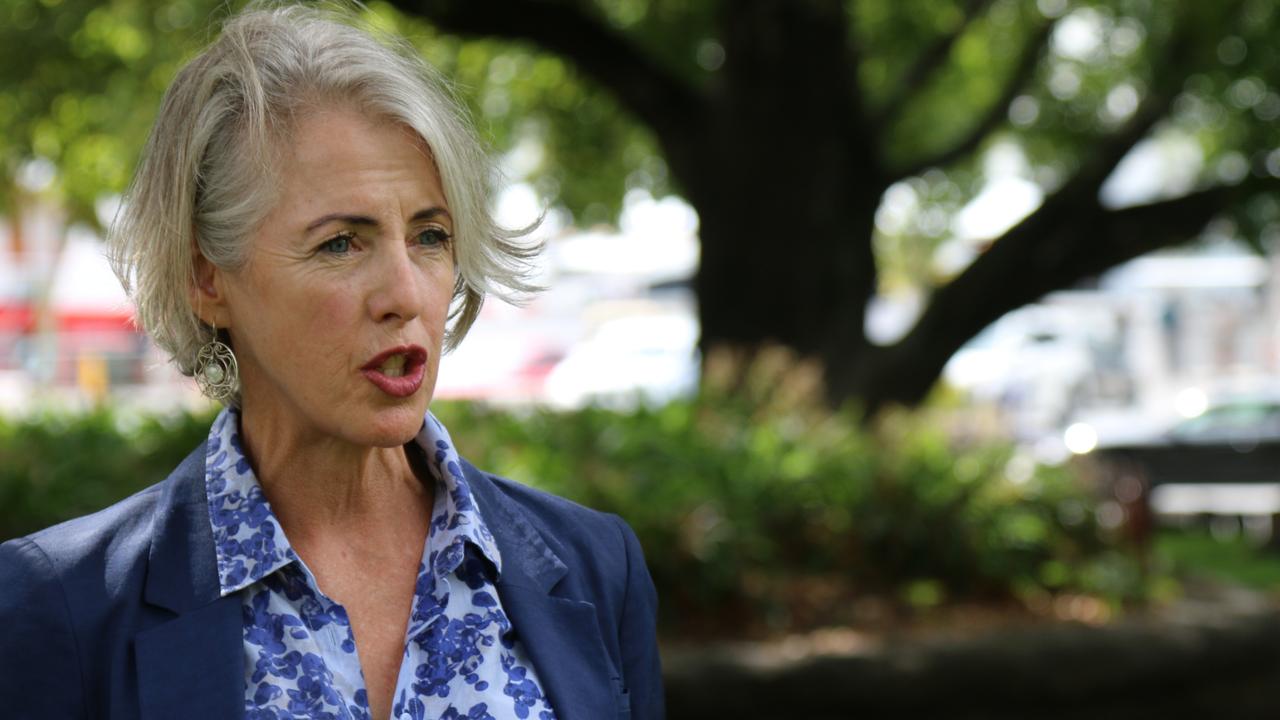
0,3,663,719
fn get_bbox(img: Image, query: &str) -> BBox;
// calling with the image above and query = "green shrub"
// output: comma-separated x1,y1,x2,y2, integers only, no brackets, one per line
0,381,1142,638
432,391,1131,637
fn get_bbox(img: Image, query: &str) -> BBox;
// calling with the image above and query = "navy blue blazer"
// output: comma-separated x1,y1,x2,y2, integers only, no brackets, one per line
0,442,664,719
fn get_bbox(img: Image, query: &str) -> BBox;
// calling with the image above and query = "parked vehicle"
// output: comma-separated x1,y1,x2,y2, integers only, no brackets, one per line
1079,397,1280,486
542,310,699,410
1071,393,1280,542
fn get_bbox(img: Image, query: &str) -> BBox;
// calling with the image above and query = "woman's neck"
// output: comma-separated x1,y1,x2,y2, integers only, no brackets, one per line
233,404,433,544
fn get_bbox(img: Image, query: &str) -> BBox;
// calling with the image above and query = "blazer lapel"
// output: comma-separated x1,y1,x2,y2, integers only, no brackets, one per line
501,587,622,720
464,461,623,720
137,443,246,720
135,597,244,720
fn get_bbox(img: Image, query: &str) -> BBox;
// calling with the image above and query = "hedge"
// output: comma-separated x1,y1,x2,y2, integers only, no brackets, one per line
0,387,1143,637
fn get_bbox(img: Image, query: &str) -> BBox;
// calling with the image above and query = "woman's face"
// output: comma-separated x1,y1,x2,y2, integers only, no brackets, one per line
200,108,456,448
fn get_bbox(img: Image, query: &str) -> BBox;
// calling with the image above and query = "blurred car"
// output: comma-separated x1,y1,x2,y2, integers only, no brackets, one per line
542,311,699,410
1069,394,1280,539
1077,397,1280,486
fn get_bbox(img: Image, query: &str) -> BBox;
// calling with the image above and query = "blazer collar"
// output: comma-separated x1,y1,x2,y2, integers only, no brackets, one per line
462,459,625,720
461,457,568,593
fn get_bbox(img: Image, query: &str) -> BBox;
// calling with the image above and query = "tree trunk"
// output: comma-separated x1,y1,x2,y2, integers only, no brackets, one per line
688,0,883,408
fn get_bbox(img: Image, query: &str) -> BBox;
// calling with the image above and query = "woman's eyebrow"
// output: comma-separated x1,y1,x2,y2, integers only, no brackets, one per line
305,213,377,232
411,207,452,225
305,206,451,233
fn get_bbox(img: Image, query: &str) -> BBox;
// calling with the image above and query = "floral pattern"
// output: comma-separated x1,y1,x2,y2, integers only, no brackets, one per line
205,408,556,720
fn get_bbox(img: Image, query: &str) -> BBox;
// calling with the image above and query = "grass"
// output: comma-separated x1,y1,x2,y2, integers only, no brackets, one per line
1154,527,1280,590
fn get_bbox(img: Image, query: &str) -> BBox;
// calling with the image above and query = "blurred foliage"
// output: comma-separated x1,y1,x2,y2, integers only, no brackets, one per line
858,0,1280,288
0,0,671,227
0,351,1153,638
0,0,206,221
5,0,1278,254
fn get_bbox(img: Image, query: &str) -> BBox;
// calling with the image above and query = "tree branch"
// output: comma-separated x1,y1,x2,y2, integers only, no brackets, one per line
853,174,1280,413
385,0,709,145
874,0,997,130
892,20,1053,180
845,4,1250,415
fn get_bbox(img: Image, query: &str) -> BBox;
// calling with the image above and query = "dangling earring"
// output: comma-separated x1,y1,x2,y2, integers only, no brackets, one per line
195,322,239,403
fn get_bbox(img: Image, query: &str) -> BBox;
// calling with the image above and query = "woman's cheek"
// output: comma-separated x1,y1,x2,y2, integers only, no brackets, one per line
315,291,357,327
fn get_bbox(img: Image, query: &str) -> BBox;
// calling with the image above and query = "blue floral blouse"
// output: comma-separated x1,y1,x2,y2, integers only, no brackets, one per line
203,407,557,720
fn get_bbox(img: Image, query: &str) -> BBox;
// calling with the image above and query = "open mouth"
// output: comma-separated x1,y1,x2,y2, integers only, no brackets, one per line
362,345,428,375
360,345,429,397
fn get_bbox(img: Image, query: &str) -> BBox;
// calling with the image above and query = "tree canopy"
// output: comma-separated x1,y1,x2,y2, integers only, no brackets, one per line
4,0,1278,416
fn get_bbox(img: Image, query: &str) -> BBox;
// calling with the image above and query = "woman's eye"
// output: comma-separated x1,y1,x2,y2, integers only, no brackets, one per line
320,233,353,254
415,228,451,247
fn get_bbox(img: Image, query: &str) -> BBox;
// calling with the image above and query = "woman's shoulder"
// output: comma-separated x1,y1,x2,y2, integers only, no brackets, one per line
9,481,165,568
0,480,167,642
0,442,204,596
0,446,204,718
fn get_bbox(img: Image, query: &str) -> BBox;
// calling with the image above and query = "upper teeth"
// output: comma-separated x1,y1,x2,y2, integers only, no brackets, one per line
380,354,407,377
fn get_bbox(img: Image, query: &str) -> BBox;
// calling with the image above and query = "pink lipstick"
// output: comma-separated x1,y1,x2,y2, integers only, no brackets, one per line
361,345,428,397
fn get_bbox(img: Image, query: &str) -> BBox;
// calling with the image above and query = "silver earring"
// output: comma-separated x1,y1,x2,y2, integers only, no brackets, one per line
195,323,239,402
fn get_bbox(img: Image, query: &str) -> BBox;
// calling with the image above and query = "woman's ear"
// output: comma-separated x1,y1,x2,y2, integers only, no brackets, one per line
189,251,231,328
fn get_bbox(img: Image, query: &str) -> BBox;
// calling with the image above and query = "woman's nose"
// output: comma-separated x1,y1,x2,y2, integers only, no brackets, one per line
366,243,425,324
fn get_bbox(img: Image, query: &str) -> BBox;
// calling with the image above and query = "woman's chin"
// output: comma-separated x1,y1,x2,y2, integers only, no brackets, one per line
358,406,429,448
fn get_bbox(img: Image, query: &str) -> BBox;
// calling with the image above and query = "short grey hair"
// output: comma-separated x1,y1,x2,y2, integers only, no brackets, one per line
108,0,539,402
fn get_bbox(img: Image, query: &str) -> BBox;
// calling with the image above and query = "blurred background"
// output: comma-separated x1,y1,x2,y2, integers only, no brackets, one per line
4,0,1280,716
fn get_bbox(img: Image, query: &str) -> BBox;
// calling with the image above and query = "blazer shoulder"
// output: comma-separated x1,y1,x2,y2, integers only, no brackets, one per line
486,470,617,525
17,441,206,577
0,441,210,719
17,479,165,576
5,440,206,603
0,476,164,720
0,536,91,718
